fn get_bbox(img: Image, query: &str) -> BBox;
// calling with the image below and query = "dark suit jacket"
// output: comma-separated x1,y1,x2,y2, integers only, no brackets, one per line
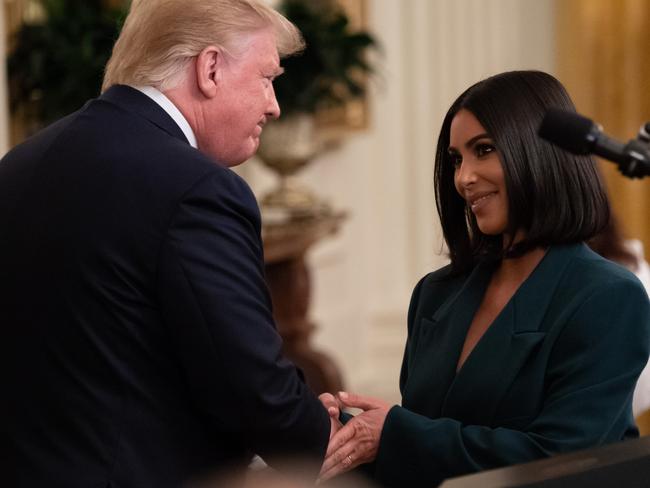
0,85,329,487
371,243,650,487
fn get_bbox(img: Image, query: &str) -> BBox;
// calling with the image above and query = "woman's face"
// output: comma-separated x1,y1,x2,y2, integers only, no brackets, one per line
450,109,509,236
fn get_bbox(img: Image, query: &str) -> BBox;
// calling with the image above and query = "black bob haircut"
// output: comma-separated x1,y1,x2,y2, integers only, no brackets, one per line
434,70,610,273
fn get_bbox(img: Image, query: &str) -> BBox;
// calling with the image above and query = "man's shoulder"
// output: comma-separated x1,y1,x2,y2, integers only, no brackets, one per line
74,96,242,194
4,98,256,216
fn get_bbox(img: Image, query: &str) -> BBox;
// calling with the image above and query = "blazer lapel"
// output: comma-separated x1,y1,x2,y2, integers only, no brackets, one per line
404,261,494,417
441,244,581,423
99,85,190,145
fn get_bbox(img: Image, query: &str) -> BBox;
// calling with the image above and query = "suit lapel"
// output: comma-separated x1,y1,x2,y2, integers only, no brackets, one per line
441,244,581,423
99,85,190,145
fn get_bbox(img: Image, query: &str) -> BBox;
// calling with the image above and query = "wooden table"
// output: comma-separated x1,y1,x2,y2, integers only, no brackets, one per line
263,211,346,395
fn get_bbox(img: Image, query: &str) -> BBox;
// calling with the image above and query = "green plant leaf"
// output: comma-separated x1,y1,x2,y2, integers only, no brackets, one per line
275,0,379,115
7,0,127,125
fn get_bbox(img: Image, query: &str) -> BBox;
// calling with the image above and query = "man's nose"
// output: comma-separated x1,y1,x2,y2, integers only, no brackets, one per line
267,86,280,119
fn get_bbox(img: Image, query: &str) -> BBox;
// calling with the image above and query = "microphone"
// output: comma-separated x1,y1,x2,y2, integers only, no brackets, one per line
539,109,650,179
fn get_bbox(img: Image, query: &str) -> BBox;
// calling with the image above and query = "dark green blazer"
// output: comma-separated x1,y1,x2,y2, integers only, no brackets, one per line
372,243,650,487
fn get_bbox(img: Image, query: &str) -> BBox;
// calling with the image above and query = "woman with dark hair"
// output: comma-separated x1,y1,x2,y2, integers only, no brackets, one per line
319,71,650,487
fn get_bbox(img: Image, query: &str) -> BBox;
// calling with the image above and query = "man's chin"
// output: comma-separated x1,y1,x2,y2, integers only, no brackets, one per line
229,145,259,167
205,139,259,167
248,138,261,158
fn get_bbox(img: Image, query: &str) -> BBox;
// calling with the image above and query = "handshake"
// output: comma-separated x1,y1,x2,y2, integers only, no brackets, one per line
317,391,392,482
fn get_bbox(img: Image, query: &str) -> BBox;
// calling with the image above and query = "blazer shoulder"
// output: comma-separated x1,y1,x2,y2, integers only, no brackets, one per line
546,244,650,340
419,263,471,292
564,244,647,293
407,263,471,325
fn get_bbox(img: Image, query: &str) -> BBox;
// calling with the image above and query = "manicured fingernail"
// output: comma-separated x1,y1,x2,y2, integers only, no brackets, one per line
339,391,348,399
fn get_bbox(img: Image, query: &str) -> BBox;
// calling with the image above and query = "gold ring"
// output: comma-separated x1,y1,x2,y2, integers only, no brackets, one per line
344,454,353,466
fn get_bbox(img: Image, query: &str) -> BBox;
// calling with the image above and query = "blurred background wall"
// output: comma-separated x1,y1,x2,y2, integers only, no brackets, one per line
1,0,648,403
557,0,650,271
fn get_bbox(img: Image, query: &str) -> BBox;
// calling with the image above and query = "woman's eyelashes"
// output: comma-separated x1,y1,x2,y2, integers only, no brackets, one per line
475,142,495,158
449,141,496,167
448,150,462,168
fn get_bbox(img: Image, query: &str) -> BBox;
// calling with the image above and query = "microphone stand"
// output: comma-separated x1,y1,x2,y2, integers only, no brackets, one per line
616,122,650,179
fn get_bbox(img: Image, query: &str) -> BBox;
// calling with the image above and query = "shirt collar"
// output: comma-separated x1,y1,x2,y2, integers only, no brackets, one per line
131,85,198,149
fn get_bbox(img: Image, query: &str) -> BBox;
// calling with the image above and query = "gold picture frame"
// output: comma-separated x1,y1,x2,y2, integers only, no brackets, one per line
315,0,371,132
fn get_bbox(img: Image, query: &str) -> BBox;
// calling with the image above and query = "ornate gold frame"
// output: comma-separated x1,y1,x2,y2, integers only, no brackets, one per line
315,0,371,132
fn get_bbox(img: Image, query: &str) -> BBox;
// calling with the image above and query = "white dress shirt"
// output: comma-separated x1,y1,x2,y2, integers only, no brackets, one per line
132,85,198,149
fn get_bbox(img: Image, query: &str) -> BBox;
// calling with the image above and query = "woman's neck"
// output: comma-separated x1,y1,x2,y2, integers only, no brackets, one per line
493,246,548,285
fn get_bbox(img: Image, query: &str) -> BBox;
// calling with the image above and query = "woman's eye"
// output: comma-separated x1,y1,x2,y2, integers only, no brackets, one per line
448,152,462,168
476,143,495,157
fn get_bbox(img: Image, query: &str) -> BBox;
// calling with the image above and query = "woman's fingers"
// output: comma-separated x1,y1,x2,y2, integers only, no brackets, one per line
319,439,359,481
325,420,356,458
336,391,386,411
319,392,342,417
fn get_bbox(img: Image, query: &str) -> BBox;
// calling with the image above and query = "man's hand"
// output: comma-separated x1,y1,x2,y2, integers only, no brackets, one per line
318,392,391,482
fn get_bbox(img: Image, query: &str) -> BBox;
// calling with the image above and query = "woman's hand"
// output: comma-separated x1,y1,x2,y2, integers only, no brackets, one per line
319,392,343,421
318,392,391,482
319,392,344,442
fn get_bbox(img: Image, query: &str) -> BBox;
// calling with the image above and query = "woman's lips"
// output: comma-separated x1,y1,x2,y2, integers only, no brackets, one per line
469,192,496,212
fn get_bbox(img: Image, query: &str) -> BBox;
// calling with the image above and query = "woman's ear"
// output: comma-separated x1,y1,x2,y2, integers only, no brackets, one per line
195,45,222,98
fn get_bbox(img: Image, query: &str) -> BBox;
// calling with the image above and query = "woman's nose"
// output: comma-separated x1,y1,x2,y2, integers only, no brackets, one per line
456,160,477,187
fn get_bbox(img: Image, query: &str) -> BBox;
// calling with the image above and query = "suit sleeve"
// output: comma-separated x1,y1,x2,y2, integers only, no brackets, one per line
373,277,650,486
156,170,329,469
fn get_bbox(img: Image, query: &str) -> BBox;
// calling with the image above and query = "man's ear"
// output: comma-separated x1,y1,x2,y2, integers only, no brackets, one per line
195,45,223,99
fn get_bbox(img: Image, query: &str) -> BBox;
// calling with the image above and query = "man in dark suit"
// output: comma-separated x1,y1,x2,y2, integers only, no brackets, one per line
0,1,333,486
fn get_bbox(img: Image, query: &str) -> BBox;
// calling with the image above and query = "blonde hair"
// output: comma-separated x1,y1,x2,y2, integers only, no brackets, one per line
102,0,304,92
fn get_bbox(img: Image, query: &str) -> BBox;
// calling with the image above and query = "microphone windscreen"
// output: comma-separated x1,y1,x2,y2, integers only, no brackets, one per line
538,109,595,155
